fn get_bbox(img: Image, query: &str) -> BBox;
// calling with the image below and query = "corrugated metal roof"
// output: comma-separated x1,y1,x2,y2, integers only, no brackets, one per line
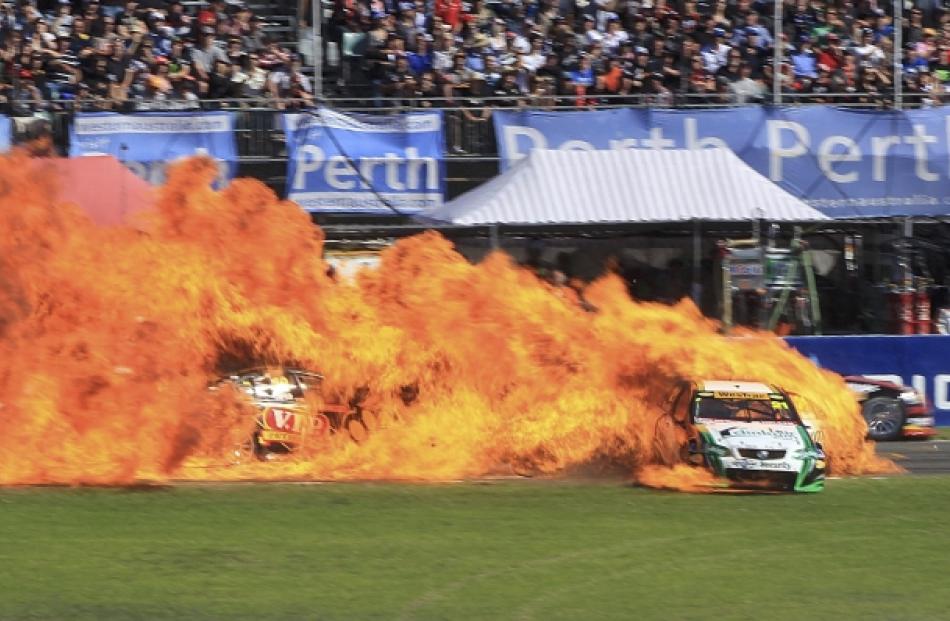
425,149,829,225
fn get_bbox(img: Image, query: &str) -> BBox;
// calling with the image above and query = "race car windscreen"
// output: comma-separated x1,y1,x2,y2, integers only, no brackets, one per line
693,392,798,422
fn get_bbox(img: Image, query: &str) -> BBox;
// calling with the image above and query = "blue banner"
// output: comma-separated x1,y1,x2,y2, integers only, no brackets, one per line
69,112,237,185
786,335,950,426
283,109,444,214
0,115,11,152
494,107,950,218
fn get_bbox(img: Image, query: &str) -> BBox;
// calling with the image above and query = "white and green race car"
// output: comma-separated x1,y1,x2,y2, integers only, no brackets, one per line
658,380,827,492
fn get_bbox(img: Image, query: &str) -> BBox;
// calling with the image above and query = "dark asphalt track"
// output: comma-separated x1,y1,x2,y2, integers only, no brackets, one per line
876,439,950,474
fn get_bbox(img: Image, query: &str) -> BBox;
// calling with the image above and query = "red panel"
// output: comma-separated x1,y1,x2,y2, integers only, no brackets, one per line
35,156,155,226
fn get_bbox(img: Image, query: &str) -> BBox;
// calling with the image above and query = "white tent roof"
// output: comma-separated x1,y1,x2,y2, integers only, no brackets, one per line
425,148,829,225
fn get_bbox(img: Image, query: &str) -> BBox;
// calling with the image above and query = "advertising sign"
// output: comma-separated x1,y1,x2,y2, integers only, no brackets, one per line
69,112,237,185
494,108,950,218
284,109,444,214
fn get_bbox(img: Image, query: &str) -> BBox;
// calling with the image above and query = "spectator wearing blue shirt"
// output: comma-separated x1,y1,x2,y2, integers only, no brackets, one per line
569,54,595,87
903,43,930,75
791,36,818,79
736,14,772,49
407,34,433,74
465,34,490,72
152,25,175,57
875,15,895,42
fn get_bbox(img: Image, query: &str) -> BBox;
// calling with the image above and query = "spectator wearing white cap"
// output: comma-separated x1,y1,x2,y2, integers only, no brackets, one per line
407,32,433,74
701,26,730,73
602,17,628,56
582,15,602,45
853,27,885,68
596,9,618,33
487,18,507,53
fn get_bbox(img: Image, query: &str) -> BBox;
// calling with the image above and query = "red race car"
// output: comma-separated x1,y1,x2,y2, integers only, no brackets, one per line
845,376,936,441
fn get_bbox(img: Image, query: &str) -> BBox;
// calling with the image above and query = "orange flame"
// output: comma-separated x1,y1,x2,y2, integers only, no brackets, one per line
0,155,896,488
636,465,720,493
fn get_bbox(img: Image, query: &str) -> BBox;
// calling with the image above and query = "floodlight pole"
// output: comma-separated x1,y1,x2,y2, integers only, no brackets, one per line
312,0,323,98
773,0,782,105
894,0,903,110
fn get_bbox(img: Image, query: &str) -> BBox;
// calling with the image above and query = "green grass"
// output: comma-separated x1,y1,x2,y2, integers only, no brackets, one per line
935,427,950,440
1,477,949,621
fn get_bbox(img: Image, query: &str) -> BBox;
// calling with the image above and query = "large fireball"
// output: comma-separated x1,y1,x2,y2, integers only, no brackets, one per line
0,155,894,487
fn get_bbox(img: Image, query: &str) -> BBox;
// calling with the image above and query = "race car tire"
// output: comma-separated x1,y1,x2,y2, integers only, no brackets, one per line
232,431,265,463
862,397,905,442
345,414,370,444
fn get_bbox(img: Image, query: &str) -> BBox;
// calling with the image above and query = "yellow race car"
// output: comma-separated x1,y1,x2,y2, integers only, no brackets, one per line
212,367,370,461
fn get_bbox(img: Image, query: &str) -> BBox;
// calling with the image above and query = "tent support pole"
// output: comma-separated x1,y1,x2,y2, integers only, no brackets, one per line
872,224,882,284
489,224,500,250
722,250,733,334
692,220,702,306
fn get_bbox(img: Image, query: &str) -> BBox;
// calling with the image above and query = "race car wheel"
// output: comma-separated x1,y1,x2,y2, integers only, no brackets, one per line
862,397,905,442
232,431,264,464
345,414,370,444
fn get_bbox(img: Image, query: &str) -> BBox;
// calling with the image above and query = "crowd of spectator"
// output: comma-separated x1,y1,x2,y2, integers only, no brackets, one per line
329,0,950,108
3,0,950,114
0,0,310,113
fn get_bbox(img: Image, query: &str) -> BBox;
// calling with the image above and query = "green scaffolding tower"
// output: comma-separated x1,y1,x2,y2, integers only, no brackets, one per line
720,225,822,335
